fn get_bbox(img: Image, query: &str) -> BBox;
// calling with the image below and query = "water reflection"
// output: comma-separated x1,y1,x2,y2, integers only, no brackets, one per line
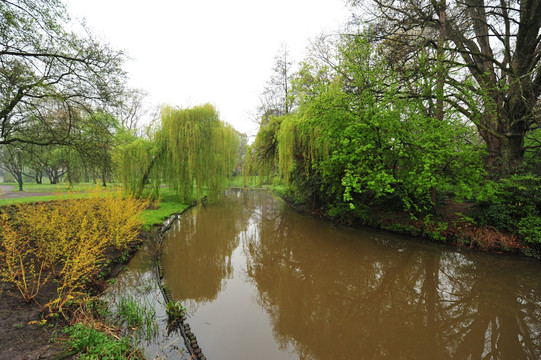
164,189,541,359
162,191,253,305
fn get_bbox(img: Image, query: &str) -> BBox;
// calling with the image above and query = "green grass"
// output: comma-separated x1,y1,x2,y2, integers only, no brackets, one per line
116,294,157,340
0,192,96,206
0,184,123,206
63,323,142,360
1,181,120,193
139,189,191,230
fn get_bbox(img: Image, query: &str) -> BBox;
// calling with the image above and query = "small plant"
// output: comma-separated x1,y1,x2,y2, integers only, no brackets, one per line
165,301,186,324
116,294,157,340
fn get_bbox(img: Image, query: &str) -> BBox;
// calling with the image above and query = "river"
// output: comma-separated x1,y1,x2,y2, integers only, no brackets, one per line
114,189,541,359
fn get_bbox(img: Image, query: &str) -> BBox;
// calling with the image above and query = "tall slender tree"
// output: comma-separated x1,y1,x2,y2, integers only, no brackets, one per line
258,44,295,124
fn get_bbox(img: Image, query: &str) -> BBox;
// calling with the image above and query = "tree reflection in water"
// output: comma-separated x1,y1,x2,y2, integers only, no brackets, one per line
161,190,253,307
242,191,541,359
161,189,541,359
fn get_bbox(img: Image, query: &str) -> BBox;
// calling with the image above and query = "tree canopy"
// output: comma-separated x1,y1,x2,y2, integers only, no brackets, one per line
352,0,541,176
120,104,240,202
0,0,125,147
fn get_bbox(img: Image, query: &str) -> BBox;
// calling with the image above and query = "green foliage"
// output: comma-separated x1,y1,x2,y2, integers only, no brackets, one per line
165,301,186,318
0,191,149,308
63,323,139,360
243,116,283,185
165,301,186,326
249,35,485,219
118,138,158,198
474,175,541,244
522,127,541,176
120,104,240,202
0,0,125,149
139,190,190,231
116,294,157,340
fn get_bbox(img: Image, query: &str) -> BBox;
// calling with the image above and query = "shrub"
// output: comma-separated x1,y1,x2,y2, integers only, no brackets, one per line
0,190,149,310
0,213,49,302
474,175,541,245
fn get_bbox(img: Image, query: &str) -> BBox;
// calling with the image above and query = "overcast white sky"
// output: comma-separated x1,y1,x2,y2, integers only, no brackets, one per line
66,0,351,138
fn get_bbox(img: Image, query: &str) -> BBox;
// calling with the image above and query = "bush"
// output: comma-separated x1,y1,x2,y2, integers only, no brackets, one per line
474,175,541,245
0,191,149,309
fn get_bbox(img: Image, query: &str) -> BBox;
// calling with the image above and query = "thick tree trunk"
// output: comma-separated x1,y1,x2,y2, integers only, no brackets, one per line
483,132,524,177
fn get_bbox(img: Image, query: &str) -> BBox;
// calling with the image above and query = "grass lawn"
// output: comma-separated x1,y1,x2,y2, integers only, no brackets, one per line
0,193,95,205
1,181,119,192
140,191,190,230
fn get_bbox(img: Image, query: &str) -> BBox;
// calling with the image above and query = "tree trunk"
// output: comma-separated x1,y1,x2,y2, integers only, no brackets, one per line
16,172,23,191
101,169,107,187
483,132,524,178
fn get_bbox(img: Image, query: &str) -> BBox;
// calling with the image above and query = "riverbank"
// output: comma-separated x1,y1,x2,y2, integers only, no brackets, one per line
0,231,148,359
273,190,530,257
0,192,190,359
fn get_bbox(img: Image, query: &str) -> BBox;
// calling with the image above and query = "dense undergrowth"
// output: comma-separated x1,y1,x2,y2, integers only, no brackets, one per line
271,175,541,258
0,190,149,308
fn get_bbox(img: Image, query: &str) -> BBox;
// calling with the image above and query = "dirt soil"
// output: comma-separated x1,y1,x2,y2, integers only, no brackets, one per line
0,277,72,360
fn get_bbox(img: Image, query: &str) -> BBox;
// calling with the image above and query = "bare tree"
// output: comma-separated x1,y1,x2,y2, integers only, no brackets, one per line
258,43,295,124
0,0,126,147
115,88,148,131
0,144,25,191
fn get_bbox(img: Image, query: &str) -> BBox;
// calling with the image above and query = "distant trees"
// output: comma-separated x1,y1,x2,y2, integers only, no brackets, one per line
258,44,295,124
0,0,146,188
0,143,24,190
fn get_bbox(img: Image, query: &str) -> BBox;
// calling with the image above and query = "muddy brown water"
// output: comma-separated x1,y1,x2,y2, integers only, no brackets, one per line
120,189,541,359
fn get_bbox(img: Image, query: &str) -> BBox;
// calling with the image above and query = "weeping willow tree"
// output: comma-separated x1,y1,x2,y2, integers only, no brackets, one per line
120,104,239,202
242,116,282,185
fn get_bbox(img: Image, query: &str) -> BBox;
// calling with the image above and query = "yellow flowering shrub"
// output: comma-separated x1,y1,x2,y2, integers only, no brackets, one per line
0,190,149,309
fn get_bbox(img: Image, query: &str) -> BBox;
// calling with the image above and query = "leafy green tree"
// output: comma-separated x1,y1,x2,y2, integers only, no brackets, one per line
73,112,119,187
351,0,541,176
120,104,240,202
249,35,485,218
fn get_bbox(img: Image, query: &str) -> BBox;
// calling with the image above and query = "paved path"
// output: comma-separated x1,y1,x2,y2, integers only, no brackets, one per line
0,185,56,199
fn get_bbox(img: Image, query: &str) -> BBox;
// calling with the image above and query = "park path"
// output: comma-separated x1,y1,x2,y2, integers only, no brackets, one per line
0,185,56,199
